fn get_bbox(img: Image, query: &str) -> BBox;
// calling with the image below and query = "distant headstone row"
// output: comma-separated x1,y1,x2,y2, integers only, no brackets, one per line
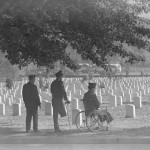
1,76,150,124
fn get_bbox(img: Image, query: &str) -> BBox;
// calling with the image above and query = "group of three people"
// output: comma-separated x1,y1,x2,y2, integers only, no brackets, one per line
22,70,100,133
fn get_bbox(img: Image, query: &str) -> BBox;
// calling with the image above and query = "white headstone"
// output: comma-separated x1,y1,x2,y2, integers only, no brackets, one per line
0,103,5,116
97,95,103,104
41,92,50,100
125,93,132,102
71,98,79,109
75,110,83,126
132,96,142,108
108,89,113,94
72,108,81,125
45,102,53,115
67,91,72,101
39,95,42,103
125,104,135,118
1,95,6,102
5,98,11,106
117,96,123,106
10,95,14,102
131,92,139,98
75,93,83,99
15,98,22,106
41,100,48,111
114,90,124,97
13,103,21,116
109,95,117,107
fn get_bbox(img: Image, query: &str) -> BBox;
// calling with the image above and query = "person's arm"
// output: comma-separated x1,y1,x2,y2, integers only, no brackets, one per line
50,81,54,95
93,94,100,110
61,81,70,103
34,85,41,108
22,85,27,108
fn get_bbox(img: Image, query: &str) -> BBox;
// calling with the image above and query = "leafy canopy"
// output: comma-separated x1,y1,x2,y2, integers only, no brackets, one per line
0,0,150,70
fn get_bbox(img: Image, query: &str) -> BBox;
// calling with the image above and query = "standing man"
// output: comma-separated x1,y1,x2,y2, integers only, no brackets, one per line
22,75,41,132
51,70,70,133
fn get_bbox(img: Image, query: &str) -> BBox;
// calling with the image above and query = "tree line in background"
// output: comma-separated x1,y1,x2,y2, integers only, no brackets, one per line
0,0,150,73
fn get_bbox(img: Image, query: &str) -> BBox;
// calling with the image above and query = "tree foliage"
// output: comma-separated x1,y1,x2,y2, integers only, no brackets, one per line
0,0,150,70
0,51,20,79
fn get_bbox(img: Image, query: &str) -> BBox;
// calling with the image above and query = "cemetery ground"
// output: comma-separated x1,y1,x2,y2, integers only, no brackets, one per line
1,95,150,144
1,77,150,145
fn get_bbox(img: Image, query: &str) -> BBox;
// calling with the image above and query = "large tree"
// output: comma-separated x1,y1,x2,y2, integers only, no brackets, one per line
0,0,150,70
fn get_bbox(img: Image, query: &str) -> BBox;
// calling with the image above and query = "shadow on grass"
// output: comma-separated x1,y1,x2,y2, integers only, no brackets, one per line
117,126,150,137
0,127,26,135
28,128,90,137
0,127,89,137
1,125,150,137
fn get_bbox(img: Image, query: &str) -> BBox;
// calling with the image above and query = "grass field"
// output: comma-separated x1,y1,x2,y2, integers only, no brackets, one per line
0,94,150,138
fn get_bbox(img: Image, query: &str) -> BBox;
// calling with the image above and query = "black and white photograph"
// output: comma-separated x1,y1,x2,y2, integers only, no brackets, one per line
0,0,150,149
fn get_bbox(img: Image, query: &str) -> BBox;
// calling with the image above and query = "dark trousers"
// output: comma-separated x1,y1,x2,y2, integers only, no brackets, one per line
26,107,38,131
52,101,67,132
53,106,60,131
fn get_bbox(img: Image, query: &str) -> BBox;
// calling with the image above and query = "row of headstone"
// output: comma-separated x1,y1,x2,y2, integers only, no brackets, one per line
0,101,53,117
39,76,143,120
71,104,137,126
0,99,137,121
0,101,137,122
0,76,148,120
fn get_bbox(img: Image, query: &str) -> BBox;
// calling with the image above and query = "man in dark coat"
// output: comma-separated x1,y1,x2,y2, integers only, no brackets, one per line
51,70,70,133
83,82,100,116
22,75,41,132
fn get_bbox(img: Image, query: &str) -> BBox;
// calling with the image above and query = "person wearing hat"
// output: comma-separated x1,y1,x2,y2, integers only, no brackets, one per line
83,82,100,116
50,70,70,133
22,75,41,132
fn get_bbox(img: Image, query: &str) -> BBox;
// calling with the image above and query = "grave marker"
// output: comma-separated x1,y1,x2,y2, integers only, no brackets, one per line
125,104,135,118
0,103,5,116
117,96,123,106
45,102,53,115
71,98,79,109
41,100,48,111
132,96,142,108
13,103,21,116
72,108,81,125
109,95,117,107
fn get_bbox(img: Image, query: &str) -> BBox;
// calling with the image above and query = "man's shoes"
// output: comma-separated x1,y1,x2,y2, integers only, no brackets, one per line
34,129,40,132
